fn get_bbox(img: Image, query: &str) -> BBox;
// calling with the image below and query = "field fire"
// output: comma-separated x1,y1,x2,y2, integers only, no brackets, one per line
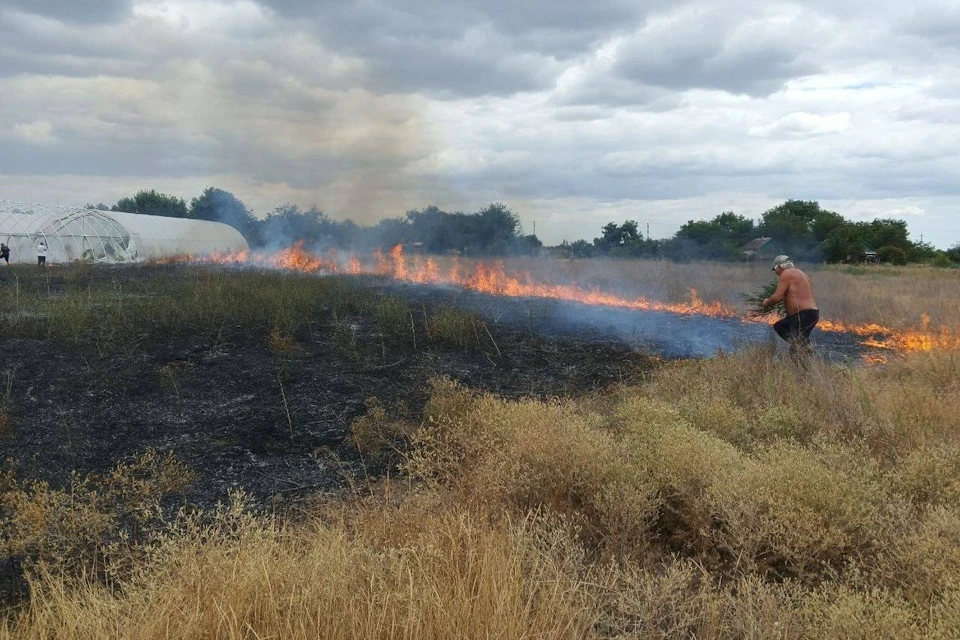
2,256,959,638
163,243,959,362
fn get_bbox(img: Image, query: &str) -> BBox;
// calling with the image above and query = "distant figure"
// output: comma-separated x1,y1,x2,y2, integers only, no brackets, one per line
36,239,47,266
0,243,9,264
762,255,819,360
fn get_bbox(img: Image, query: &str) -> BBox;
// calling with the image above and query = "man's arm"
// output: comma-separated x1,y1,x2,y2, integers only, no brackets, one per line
763,274,790,307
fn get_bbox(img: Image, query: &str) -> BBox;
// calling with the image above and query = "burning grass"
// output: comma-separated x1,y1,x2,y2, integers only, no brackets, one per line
141,248,960,357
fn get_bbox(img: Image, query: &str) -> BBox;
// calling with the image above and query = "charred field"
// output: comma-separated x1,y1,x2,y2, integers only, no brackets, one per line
0,262,882,515
0,264,656,510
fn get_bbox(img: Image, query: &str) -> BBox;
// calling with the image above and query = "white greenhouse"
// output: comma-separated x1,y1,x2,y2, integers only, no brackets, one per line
0,200,249,264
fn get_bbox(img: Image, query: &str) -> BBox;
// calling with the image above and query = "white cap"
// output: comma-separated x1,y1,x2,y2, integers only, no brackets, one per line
771,255,791,271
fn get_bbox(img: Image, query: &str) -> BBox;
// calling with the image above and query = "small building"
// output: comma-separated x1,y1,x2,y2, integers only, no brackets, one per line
844,243,880,264
740,237,777,260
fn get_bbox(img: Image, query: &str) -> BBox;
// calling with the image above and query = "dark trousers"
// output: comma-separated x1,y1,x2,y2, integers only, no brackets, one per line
37,256,46,266
773,309,819,348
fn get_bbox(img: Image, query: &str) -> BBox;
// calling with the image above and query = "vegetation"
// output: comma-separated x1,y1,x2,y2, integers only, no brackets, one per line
88,190,955,265
742,280,785,318
1,263,959,638
3,345,959,637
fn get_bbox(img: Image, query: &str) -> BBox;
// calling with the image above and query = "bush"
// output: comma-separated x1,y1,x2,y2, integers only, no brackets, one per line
877,245,908,265
931,253,954,268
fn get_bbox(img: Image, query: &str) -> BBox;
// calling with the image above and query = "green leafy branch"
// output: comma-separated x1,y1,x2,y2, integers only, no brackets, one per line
742,280,786,318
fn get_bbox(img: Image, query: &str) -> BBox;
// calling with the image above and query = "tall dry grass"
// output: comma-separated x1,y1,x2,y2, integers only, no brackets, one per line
2,494,593,640
5,349,958,638
485,257,960,330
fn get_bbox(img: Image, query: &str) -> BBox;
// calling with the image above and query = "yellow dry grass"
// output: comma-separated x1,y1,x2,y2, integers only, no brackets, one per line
4,349,959,639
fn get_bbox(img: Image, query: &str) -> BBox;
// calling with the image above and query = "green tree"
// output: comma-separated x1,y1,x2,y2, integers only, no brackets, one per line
757,200,844,258
474,203,521,254
673,211,754,260
564,239,595,258
189,187,261,245
820,223,862,263
261,204,329,248
593,220,643,255
876,245,908,265
113,190,188,218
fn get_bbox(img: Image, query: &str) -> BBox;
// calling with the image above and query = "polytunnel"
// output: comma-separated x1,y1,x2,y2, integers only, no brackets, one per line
0,200,249,264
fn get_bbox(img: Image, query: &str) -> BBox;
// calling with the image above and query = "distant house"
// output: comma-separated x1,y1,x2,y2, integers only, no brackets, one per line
741,237,777,260
844,243,879,264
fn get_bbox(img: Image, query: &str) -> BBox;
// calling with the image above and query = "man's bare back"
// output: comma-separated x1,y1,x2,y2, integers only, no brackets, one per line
773,267,817,316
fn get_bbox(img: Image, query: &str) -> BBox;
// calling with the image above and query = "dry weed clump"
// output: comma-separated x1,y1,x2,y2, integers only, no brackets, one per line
407,378,662,557
2,496,594,640
348,397,415,455
714,443,887,581
894,443,960,509
871,507,960,611
0,450,193,579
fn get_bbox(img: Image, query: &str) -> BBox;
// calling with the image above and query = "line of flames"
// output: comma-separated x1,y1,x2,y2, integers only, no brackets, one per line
159,243,959,359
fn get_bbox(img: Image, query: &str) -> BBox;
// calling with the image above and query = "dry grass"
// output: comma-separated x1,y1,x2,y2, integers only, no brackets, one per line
480,257,960,330
2,494,594,640
3,263,960,638
4,350,960,639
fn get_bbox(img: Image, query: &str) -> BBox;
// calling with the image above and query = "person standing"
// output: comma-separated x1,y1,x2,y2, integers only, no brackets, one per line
36,239,47,266
0,243,9,264
762,255,819,359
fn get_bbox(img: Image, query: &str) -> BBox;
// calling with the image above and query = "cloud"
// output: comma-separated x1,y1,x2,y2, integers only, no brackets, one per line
2,0,960,249
613,5,826,96
1,0,131,24
10,121,57,145
749,112,851,137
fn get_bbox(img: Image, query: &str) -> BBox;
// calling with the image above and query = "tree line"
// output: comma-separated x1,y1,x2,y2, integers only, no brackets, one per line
564,200,955,266
88,189,958,265
86,188,541,256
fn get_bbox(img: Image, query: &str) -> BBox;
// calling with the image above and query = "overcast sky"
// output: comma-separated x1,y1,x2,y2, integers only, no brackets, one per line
2,0,959,247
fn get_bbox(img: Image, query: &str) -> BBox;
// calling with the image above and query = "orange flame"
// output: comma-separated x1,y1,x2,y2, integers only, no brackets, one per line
160,245,960,357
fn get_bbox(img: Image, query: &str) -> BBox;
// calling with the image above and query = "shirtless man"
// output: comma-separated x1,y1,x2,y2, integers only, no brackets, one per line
762,255,819,358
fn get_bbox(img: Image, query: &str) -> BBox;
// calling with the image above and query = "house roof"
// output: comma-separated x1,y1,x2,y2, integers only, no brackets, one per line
741,237,773,251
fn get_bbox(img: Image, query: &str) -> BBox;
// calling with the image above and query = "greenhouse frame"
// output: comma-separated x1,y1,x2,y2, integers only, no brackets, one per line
0,200,249,264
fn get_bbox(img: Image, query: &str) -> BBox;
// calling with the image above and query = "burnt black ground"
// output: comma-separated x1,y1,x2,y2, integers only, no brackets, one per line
1,278,654,511
1,266,878,509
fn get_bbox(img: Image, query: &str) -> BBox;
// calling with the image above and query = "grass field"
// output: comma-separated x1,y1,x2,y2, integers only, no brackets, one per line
1,260,958,639
490,257,960,330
